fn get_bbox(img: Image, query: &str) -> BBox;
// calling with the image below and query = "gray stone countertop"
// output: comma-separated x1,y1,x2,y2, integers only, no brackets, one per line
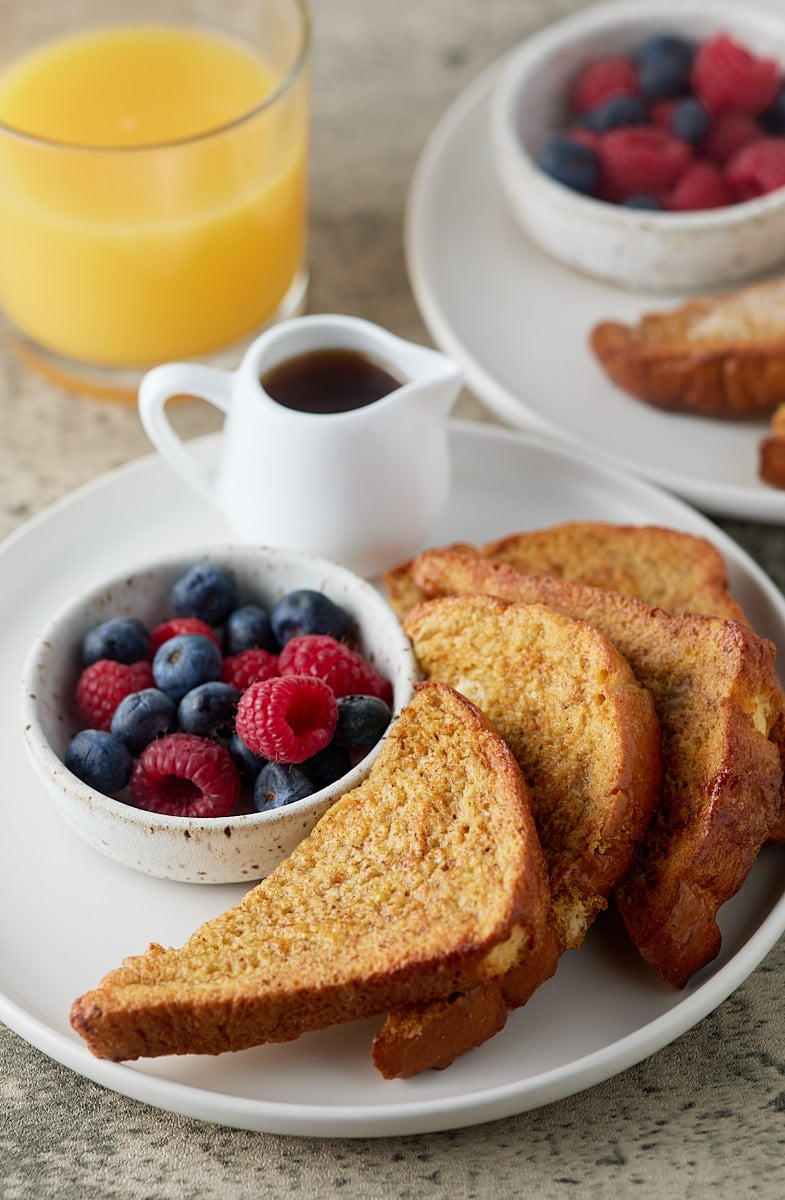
2,1,785,1196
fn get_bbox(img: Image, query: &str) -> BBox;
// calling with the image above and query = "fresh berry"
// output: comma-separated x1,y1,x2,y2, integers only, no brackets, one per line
75,659,154,731
223,604,275,655
129,732,240,817
269,589,351,646
691,32,781,116
278,634,392,703
235,674,338,763
536,135,599,195
228,731,267,785
666,159,733,211
760,85,785,136
170,563,239,625
670,96,710,144
110,687,177,755
726,138,785,201
152,633,223,702
620,193,662,209
570,55,638,114
579,94,648,133
302,743,353,789
65,728,134,794
595,126,693,201
332,694,393,748
253,761,315,811
701,111,763,165
149,616,221,656
178,681,240,739
221,647,279,691
635,34,696,101
81,616,150,666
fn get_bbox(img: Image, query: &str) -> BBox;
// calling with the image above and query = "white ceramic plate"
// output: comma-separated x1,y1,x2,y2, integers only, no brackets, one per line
3,421,785,1138
405,56,785,523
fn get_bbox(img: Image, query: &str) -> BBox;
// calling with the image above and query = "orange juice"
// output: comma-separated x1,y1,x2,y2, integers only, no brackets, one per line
0,24,308,368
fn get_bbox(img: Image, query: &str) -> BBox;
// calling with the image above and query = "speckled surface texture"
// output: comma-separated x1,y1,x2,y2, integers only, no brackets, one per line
3,0,785,1196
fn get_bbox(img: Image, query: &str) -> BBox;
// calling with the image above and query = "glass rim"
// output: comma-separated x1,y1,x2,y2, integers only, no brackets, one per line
0,0,311,154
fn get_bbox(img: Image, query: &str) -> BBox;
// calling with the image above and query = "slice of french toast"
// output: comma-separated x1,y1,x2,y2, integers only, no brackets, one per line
381,524,746,624
402,547,784,985
483,522,747,623
70,681,552,1063
372,594,662,1079
589,275,785,418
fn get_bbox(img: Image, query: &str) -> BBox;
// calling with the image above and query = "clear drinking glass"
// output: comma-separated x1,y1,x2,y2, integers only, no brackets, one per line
0,0,310,398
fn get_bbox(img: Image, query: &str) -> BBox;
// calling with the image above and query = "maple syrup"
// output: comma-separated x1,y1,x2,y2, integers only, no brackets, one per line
260,348,402,414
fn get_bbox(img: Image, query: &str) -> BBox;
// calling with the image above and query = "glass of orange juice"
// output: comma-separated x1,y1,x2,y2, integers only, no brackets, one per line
0,0,310,398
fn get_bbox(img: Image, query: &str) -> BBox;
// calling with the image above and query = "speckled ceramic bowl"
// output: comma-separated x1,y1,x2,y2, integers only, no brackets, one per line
489,0,785,292
20,545,417,885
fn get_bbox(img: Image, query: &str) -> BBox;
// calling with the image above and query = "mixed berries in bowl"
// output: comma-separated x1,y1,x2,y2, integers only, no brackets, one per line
20,547,417,884
489,0,785,291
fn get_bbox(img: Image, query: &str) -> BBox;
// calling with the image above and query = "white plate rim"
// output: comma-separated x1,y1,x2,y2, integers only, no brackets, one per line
2,420,785,1138
405,55,785,524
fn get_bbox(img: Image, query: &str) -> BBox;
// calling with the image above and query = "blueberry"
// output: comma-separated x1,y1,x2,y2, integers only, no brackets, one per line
253,761,315,811
621,193,663,210
635,35,695,101
332,694,393,747
178,681,240,739
302,743,352,789
65,728,133,794
760,85,785,136
228,732,267,785
579,94,648,133
270,589,350,646
170,563,239,625
81,616,150,666
110,687,176,755
223,604,275,655
536,136,598,196
671,97,709,144
152,633,222,702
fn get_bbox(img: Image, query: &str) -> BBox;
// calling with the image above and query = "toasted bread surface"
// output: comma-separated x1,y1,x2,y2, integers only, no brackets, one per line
589,276,785,417
70,682,552,1063
759,402,785,489
483,523,747,623
373,593,661,1077
401,595,662,950
405,549,783,987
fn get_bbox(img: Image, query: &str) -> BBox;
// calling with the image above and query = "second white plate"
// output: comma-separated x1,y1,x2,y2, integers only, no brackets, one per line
406,58,785,522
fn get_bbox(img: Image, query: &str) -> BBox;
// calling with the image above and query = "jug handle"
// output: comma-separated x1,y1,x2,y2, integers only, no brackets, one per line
138,363,232,503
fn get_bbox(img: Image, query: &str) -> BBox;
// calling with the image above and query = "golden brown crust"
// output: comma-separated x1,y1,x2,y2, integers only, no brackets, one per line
372,985,509,1079
70,682,552,1064
403,549,783,988
589,277,785,418
483,522,747,623
759,403,785,488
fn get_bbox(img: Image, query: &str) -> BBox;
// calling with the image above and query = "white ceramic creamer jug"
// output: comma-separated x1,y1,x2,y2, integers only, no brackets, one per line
138,314,462,577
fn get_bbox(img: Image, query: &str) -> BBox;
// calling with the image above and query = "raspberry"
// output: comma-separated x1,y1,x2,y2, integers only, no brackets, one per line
725,138,785,200
701,112,763,165
665,160,733,211
129,732,240,817
278,634,392,703
221,647,279,691
75,659,154,731
570,55,638,114
691,32,781,116
149,617,220,656
596,127,693,201
235,675,338,763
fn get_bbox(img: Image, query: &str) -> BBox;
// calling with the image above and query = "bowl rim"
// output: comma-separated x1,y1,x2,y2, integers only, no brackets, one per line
489,0,785,232
19,542,418,835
